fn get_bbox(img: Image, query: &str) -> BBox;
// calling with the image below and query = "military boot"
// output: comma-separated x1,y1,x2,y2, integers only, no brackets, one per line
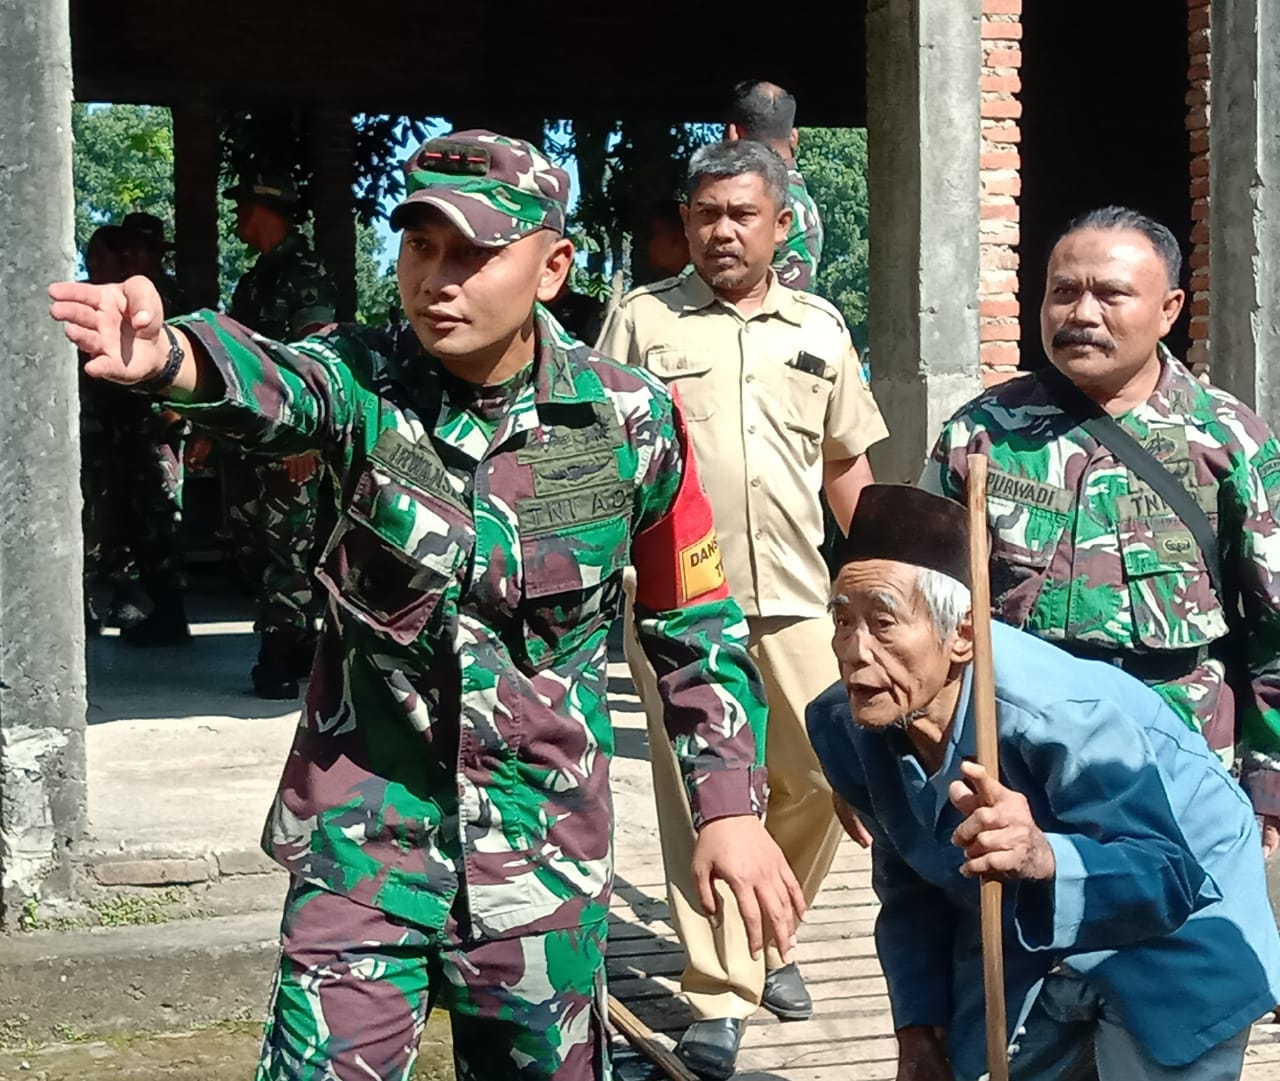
107,581,148,629
120,591,192,647
252,631,301,700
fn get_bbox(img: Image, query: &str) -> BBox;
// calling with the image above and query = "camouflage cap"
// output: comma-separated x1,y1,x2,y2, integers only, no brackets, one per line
120,212,173,250
389,130,570,246
222,173,300,213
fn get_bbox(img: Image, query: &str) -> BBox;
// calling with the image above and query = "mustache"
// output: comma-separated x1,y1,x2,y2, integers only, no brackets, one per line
1052,326,1116,353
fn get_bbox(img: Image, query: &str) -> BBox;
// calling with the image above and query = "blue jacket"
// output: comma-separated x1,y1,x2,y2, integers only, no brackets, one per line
806,621,1280,1078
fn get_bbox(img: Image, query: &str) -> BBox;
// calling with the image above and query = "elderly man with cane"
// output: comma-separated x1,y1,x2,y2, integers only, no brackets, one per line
806,482,1280,1081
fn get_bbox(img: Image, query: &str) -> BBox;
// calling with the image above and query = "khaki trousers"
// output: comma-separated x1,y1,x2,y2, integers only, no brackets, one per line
623,589,843,1019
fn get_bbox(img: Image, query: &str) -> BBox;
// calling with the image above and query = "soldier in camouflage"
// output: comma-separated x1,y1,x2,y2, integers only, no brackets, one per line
114,212,193,645
920,206,1280,852
79,218,192,644
222,173,338,697
726,80,823,290
53,129,806,1081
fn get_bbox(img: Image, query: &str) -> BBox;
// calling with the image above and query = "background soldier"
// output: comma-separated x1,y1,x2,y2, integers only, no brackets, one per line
598,139,886,1080
725,79,823,290
52,129,805,1081
80,217,192,644
921,205,1280,852
221,172,337,697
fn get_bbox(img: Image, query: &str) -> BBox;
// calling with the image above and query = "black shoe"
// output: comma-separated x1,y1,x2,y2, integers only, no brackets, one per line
120,613,192,647
252,632,300,700
761,962,812,1021
675,1018,744,1081
119,595,191,647
106,580,151,629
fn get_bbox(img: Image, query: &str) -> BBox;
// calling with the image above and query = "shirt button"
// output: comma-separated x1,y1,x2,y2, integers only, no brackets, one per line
811,384,821,394
754,530,763,539
745,374,755,383
747,424,757,434
751,477,761,488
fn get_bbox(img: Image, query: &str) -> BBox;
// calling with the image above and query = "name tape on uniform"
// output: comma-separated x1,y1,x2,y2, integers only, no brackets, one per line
987,468,1073,515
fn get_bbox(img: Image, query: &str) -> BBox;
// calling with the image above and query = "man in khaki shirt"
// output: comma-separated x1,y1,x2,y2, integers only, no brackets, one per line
598,139,888,1080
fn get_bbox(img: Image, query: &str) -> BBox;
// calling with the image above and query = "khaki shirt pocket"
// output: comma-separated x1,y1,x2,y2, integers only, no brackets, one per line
644,346,717,422
778,364,830,442
1118,516,1227,648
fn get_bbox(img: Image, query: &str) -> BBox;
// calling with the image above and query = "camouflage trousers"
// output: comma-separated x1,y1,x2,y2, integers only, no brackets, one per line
223,454,328,635
81,406,186,597
257,880,612,1081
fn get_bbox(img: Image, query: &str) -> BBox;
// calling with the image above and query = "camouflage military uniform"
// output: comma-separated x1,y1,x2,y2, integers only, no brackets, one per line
772,167,823,290
920,348,1280,815
225,230,336,640
80,268,190,632
166,132,767,1078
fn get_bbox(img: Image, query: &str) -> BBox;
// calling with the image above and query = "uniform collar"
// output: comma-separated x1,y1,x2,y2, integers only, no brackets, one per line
678,268,806,326
1143,343,1206,419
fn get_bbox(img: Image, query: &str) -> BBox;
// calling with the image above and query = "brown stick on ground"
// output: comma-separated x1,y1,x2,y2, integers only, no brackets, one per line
607,995,699,1081
966,453,1010,1081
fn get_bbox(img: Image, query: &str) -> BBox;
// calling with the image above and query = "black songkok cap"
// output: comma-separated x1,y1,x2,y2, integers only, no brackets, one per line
835,484,971,588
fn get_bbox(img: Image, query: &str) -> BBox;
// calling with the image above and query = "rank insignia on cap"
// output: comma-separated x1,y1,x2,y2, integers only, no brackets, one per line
416,142,492,177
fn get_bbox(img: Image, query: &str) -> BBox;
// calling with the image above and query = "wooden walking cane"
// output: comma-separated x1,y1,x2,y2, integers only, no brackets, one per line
966,454,1010,1081
608,995,699,1081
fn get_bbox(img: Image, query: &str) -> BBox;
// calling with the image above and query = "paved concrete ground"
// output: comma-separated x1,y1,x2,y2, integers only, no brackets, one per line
4,585,1280,1078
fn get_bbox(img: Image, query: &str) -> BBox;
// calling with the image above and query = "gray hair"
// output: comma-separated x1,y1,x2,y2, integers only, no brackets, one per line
916,567,971,642
1056,205,1183,290
687,140,789,209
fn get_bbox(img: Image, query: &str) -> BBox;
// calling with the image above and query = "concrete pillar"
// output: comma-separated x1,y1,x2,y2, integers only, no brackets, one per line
308,110,357,322
0,0,89,925
172,104,222,312
865,0,984,483
1209,0,1280,430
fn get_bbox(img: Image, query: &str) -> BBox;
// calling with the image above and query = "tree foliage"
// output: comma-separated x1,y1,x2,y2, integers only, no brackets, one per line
547,119,722,294
796,127,870,349
72,104,412,317
72,103,176,251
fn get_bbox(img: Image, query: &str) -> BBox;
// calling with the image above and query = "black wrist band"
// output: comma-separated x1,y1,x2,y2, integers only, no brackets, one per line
132,324,185,395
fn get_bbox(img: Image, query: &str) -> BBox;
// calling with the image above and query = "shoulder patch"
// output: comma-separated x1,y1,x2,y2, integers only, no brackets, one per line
620,275,687,305
788,291,848,331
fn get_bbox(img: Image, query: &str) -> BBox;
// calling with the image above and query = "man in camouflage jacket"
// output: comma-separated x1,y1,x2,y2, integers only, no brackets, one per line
920,206,1280,851
221,173,338,698
726,79,824,289
51,130,805,1081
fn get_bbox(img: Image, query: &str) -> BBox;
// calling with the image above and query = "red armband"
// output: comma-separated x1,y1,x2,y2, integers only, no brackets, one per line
632,398,730,611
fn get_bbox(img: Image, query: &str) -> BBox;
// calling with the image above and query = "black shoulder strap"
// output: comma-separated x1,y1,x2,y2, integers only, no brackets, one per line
1039,366,1227,608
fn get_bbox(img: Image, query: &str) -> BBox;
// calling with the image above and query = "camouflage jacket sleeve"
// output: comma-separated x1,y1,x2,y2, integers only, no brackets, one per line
1225,433,1280,815
629,391,769,828
163,309,376,458
772,176,824,290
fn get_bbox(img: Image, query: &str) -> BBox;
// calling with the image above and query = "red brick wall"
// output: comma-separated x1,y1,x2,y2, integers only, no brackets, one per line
980,0,1023,385
1187,0,1211,373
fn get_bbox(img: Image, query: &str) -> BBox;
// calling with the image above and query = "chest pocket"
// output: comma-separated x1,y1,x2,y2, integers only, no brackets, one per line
515,425,632,672
1118,510,1227,649
776,362,830,442
644,347,716,422
315,430,472,646
984,468,1071,627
